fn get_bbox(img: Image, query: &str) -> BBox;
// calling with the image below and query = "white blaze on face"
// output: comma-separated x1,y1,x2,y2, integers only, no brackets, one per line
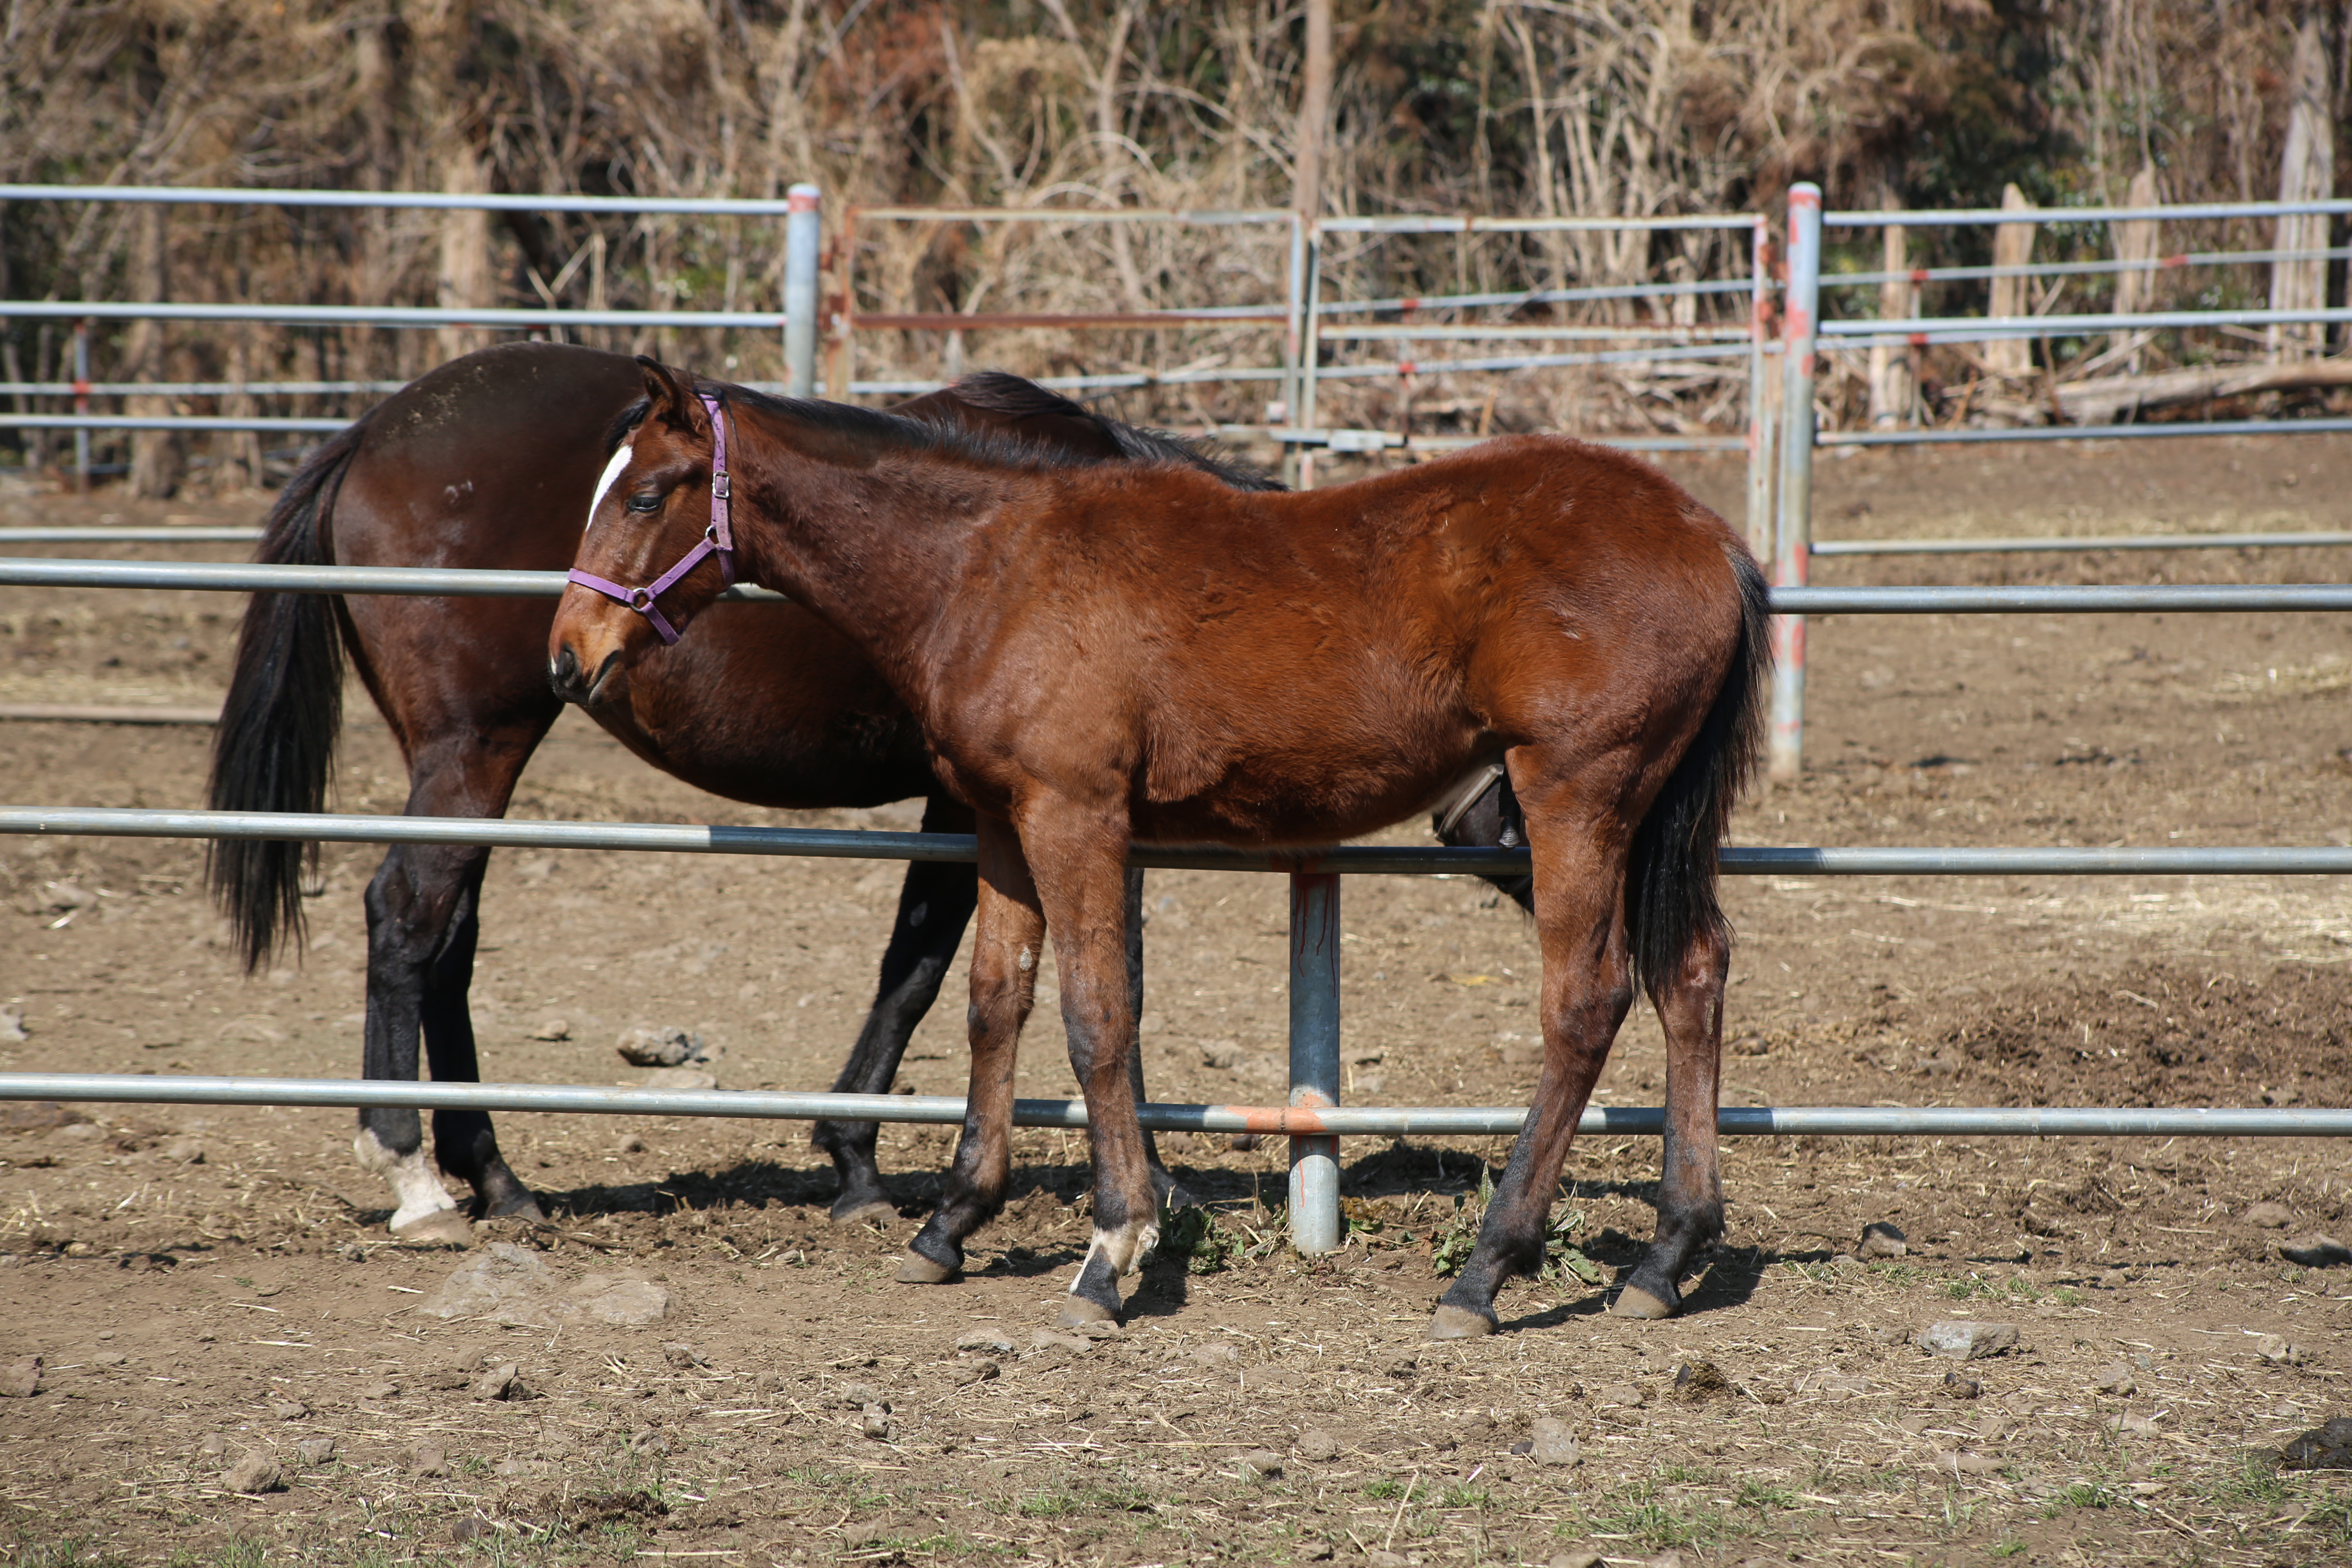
586,443,635,532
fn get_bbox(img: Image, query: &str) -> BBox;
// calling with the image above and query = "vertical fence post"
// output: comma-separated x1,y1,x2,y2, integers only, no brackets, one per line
1296,223,1325,491
824,208,855,401
72,320,90,493
1287,868,1342,1254
1770,185,1821,784
1744,216,1778,564
782,183,821,400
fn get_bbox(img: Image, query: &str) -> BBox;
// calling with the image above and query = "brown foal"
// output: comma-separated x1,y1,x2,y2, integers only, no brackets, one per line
552,361,1770,1337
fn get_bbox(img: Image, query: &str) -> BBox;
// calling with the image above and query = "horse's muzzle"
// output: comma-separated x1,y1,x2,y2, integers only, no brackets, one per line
548,642,616,707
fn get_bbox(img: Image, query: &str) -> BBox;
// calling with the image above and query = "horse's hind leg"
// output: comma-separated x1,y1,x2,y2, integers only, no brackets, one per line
898,818,1044,1284
1612,926,1731,1319
418,849,544,1222
812,796,982,1225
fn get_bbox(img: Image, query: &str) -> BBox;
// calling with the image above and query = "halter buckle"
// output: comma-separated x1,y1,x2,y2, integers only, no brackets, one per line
712,472,731,501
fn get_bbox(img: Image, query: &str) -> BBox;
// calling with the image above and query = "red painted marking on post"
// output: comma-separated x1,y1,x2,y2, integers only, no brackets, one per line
1909,269,1930,283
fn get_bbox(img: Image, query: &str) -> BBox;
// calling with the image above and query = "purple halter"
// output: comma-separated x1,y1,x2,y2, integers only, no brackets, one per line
566,392,735,646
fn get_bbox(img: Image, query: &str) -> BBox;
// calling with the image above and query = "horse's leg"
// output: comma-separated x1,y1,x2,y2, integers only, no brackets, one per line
356,726,548,1239
897,817,1043,1284
1124,866,1191,1211
1019,809,1157,1327
1429,764,1637,1340
1613,924,1731,1318
812,795,982,1225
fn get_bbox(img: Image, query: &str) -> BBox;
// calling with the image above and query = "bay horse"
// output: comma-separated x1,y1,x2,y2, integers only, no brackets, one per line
206,341,1301,1243
551,360,1770,1336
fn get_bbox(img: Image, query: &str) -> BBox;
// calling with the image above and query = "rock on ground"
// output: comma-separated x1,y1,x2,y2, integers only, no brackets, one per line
416,1242,667,1328
1236,1449,1283,1480
2244,1200,2296,1229
1918,1321,2020,1359
1295,1428,1340,1462
1858,1220,1909,1258
294,1438,336,1467
223,1452,284,1494
1529,1416,1581,1466
0,1357,39,1398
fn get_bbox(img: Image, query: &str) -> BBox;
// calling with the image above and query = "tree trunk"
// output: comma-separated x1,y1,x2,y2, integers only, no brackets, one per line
2269,17,2333,363
1868,201,1915,428
2109,166,2160,374
1985,183,2034,379
407,1,491,364
125,204,182,499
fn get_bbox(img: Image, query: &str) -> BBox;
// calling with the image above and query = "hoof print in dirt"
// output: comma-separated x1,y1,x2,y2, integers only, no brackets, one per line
1917,1320,2019,1359
222,1451,284,1495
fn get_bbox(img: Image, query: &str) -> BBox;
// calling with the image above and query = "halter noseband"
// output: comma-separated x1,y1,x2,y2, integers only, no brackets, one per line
566,392,735,646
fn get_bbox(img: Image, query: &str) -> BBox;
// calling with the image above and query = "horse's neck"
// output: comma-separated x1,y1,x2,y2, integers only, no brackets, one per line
739,439,1004,672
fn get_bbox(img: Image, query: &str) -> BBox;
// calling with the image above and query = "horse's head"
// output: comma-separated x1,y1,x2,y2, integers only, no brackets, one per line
549,358,733,706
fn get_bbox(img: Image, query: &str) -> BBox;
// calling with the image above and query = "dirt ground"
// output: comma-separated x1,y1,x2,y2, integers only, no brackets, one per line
4,434,2352,1568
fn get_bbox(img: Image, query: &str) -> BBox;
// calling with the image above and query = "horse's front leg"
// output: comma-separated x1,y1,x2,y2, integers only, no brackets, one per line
897,817,1042,1283
1022,809,1157,1326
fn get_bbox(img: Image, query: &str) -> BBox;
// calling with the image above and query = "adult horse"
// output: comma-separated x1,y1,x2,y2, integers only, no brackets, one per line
207,341,1292,1243
552,362,1770,1336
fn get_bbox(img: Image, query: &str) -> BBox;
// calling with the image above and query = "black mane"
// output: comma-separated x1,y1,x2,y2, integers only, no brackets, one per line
605,372,1282,493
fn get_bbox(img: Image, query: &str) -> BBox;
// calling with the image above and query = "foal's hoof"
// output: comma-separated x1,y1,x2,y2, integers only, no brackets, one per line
830,1195,900,1228
390,1211,474,1249
1425,1304,1497,1341
1055,1294,1120,1329
894,1250,961,1285
1608,1284,1675,1320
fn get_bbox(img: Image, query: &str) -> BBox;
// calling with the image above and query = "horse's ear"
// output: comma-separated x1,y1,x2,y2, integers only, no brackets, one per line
637,357,700,432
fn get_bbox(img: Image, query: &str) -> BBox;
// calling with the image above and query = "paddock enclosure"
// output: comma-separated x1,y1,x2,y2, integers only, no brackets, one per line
4,418,2352,1564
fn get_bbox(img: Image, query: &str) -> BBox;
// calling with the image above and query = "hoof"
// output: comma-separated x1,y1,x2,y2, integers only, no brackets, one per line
1426,1304,1496,1341
1056,1294,1120,1329
482,1193,546,1223
1608,1284,1675,1320
831,1196,899,1227
895,1250,960,1285
391,1210,474,1248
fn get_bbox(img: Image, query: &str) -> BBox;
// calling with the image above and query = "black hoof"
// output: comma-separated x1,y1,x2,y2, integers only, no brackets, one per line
830,1189,899,1226
1149,1164,1195,1213
470,1167,546,1223
902,1224,964,1283
1612,1258,1686,1319
1066,1249,1125,1324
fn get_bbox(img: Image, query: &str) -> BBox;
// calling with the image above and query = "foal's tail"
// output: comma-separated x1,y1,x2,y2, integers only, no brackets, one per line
1624,544,1773,992
205,413,373,973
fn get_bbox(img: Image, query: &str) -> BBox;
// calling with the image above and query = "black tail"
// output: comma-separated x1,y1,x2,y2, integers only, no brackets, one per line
1624,544,1773,992
205,415,371,972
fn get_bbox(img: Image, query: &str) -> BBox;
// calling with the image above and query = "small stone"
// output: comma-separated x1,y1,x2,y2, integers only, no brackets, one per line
0,1007,27,1043
0,1357,40,1398
1188,1340,1240,1367
842,1520,895,1549
617,1134,648,1155
840,1382,883,1409
1937,1372,1983,1401
159,1136,205,1165
411,1443,450,1477
956,1359,1001,1386
616,1025,708,1067
1592,1381,1646,1408
2255,1334,2312,1367
1200,1041,1243,1069
1065,1318,1122,1341
470,1362,521,1401
1296,1427,1340,1462
223,1451,285,1494
956,1327,1016,1355
1934,1451,2004,1477
861,1404,897,1441
1530,1416,1581,1466
1236,1448,1283,1480
527,1019,571,1042
2106,1410,2163,1435
294,1437,336,1468
197,1434,229,1457
91,1352,125,1368
2280,1234,2352,1268
1548,1552,1605,1568
358,1380,399,1400
2097,1268,2130,1289
1858,1221,1909,1258
2245,1200,2296,1229
2091,1362,2137,1396
1918,1321,2020,1360
662,1343,706,1369
451,1517,494,1543
1228,1132,1261,1152
268,1398,309,1420
1300,1543,1335,1563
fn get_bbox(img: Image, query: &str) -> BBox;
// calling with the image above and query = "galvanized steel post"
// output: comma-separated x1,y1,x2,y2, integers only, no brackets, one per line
1770,185,1822,783
72,321,90,491
783,184,822,399
1288,870,1343,1254
1296,222,1325,490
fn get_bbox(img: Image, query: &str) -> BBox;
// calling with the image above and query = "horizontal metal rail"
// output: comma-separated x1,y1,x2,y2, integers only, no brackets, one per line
0,527,263,543
0,300,788,331
1321,323,1753,343
9,558,2352,615
1826,197,2352,227
852,306,1287,330
6,807,2352,878
1208,425,1746,455
1818,418,2352,448
0,183,822,217
0,379,408,397
3,1073,2347,1139
1823,246,2346,289
1822,307,2352,344
1815,530,2352,557
1320,275,1766,316
1319,214,1757,234
850,206,1295,227
0,413,351,433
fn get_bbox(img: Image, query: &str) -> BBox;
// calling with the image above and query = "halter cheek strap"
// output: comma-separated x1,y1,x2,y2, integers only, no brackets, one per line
567,393,736,646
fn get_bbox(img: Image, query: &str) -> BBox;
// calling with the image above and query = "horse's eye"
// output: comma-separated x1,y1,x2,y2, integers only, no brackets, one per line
625,491,662,514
